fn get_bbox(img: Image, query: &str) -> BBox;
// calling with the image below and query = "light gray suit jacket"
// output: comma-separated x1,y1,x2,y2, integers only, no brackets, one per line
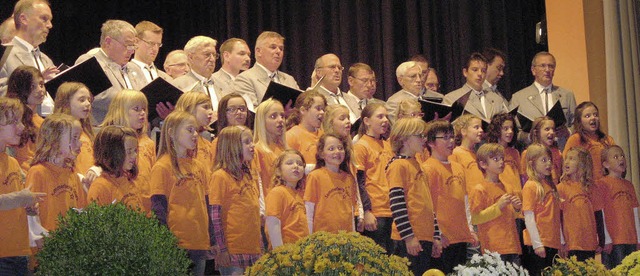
171,71,224,105
75,49,144,124
343,91,385,119
211,69,233,93
509,83,577,144
127,61,171,90
0,37,56,96
385,89,420,123
225,65,299,108
443,84,507,122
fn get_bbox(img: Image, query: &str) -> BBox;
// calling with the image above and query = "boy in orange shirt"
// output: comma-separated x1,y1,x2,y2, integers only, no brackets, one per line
470,143,522,264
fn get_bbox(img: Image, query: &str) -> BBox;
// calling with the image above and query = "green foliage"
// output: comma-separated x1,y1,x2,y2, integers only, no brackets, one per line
542,255,616,276
36,203,190,275
612,250,640,275
246,231,412,275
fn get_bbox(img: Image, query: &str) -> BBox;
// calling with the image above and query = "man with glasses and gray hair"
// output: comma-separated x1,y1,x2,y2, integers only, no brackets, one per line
311,53,357,123
75,19,140,124
226,31,299,109
128,21,170,88
385,61,427,123
344,63,385,118
510,51,576,148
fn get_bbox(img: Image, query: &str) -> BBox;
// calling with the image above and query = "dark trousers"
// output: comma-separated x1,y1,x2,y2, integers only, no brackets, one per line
568,250,595,262
362,217,394,254
393,240,434,276
602,244,636,269
0,256,28,276
500,254,522,266
441,242,468,274
523,246,557,276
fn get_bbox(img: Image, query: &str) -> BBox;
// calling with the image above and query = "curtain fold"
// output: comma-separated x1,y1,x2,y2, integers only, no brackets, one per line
603,0,640,188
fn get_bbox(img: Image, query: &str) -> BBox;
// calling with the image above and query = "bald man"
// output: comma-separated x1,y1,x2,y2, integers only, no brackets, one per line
312,53,357,123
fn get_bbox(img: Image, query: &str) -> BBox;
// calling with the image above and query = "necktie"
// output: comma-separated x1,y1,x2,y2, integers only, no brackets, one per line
145,65,155,81
203,79,214,98
121,66,133,89
32,48,43,71
543,88,550,113
269,72,279,83
477,91,487,118
358,99,367,111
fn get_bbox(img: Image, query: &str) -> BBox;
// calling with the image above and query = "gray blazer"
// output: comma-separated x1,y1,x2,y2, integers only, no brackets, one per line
127,61,171,90
225,65,299,108
0,37,56,95
385,89,419,123
443,84,507,121
211,69,233,93
344,91,385,118
171,71,225,104
75,49,144,124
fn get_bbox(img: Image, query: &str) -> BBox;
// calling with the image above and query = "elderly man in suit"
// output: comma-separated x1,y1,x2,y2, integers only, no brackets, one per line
227,31,299,108
212,38,251,92
75,20,140,124
410,54,444,100
385,61,426,123
344,63,385,118
128,21,170,88
172,36,224,112
0,0,58,116
311,53,358,123
163,50,190,79
443,52,507,123
510,51,576,149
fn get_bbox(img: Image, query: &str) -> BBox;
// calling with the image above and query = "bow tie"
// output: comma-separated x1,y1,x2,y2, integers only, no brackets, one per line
202,79,214,86
32,47,41,56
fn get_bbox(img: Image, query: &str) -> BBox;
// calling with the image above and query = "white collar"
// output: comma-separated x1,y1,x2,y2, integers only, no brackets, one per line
13,36,35,52
534,81,553,94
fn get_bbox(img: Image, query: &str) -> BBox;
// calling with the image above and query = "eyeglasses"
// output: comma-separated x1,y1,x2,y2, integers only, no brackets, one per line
140,38,163,48
354,77,377,84
435,134,454,140
200,52,219,59
404,73,422,80
226,106,248,113
167,62,189,68
318,64,344,71
413,133,428,139
534,64,556,70
112,38,136,51
404,112,424,118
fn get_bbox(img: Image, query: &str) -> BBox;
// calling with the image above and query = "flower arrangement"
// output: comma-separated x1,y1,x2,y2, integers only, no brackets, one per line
451,250,528,276
542,255,614,276
246,231,412,275
612,250,640,275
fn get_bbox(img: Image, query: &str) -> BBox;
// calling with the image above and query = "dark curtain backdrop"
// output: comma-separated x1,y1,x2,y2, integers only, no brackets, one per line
3,0,547,100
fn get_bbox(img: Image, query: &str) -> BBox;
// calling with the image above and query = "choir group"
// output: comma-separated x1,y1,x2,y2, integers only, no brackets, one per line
1,1,638,276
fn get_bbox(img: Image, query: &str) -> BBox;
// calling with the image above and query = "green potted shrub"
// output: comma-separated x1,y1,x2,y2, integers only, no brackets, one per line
36,202,190,275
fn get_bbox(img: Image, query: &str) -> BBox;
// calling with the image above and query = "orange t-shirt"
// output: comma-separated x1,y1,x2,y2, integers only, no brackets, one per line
557,179,598,251
422,157,472,244
501,147,523,195
304,167,356,233
387,158,435,241
470,180,521,255
196,136,214,173
74,131,94,175
149,155,210,250
209,168,262,254
135,134,156,212
28,162,86,231
353,135,393,217
563,133,615,181
13,113,44,172
88,174,144,211
521,147,563,184
286,125,322,164
0,152,30,258
253,143,285,197
415,148,431,164
522,180,561,249
449,146,484,193
598,176,639,244
265,185,309,245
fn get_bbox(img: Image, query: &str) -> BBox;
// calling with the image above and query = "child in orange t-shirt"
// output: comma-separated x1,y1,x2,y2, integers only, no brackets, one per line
211,93,251,165
210,125,262,275
285,90,326,168
387,118,440,275
598,145,640,269
353,103,394,253
100,90,155,212
395,99,430,163
558,147,599,261
253,99,286,197
149,112,211,275
521,143,562,276
265,149,309,248
53,82,95,186
471,143,522,264
450,114,484,193
0,98,39,274
6,66,46,172
304,133,357,234
424,120,475,273
28,113,87,231
174,92,216,173
563,101,615,181
87,126,143,211
521,117,562,184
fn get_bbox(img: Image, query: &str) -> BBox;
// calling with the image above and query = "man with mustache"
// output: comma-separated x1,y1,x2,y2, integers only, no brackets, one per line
0,0,58,116
443,52,507,123
227,31,299,109
212,38,251,93
344,63,385,118
128,21,171,87
510,51,576,149
312,53,358,123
